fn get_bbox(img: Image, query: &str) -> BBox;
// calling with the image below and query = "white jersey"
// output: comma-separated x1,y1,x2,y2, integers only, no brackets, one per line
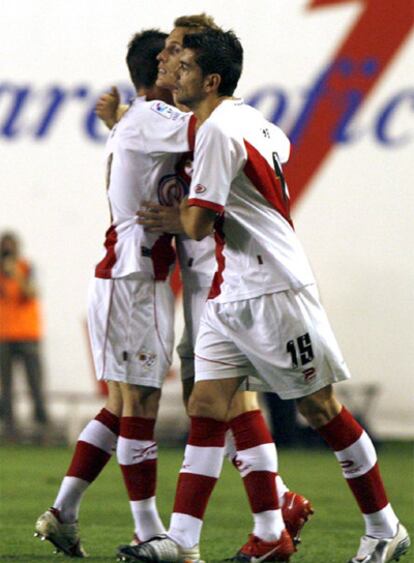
173,124,216,289
95,97,191,280
187,99,316,303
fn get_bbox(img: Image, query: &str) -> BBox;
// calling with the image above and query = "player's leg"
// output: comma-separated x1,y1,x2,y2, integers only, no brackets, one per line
117,383,165,542
227,391,313,546
179,282,301,536
259,284,409,562
34,381,121,557
118,375,244,563
118,302,295,562
297,385,410,562
114,276,174,543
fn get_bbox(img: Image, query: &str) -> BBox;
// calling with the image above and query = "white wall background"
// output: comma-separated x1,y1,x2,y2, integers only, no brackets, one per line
1,0,413,437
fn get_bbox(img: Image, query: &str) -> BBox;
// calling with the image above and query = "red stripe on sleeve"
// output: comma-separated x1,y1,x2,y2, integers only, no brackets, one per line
187,198,224,214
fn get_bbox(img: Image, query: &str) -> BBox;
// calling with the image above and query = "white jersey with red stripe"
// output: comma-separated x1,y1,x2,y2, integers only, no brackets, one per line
187,98,316,302
95,97,191,280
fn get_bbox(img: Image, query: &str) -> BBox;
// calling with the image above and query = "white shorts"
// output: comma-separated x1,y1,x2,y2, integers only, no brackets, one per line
87,274,174,387
194,285,351,400
176,285,210,381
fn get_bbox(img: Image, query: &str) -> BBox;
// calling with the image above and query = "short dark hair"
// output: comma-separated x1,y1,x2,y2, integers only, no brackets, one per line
126,29,168,90
182,29,243,97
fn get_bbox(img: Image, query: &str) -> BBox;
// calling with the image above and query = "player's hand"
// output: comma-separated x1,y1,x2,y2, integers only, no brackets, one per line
95,86,121,129
137,201,184,234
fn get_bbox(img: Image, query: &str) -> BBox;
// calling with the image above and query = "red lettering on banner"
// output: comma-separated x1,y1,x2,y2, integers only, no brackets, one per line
286,0,414,205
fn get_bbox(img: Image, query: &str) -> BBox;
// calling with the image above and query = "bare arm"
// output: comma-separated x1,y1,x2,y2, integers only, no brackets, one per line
180,197,216,241
95,86,128,129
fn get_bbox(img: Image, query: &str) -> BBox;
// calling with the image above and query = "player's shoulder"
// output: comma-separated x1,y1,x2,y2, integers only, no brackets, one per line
141,99,187,122
200,99,245,139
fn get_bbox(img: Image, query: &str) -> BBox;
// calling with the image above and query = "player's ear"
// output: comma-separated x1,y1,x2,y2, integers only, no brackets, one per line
204,73,221,94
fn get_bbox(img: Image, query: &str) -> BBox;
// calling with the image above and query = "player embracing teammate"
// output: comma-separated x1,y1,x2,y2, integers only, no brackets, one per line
117,25,410,563
34,15,313,563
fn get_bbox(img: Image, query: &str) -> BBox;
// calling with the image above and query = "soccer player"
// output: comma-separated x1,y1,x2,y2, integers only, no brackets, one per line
34,30,194,557
139,14,313,545
117,29,410,563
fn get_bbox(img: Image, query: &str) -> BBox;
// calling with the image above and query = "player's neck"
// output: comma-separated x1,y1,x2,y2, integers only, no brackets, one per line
137,85,173,105
193,95,234,125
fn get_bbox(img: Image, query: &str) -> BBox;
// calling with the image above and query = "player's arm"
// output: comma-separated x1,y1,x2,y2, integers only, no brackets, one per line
180,197,216,241
95,86,128,129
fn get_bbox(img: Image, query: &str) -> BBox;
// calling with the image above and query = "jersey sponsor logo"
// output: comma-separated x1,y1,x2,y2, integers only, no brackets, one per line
150,101,176,119
158,173,186,205
194,184,207,194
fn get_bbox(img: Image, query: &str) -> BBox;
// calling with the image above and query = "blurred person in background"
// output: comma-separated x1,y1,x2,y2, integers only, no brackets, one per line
0,231,49,440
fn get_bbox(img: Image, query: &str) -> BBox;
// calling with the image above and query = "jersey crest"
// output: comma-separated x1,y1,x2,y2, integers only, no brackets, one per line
158,173,186,205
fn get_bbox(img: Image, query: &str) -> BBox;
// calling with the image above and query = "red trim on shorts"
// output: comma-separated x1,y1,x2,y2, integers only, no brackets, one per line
317,407,364,451
243,140,293,229
95,225,118,278
187,198,224,214
120,417,156,441
195,353,243,369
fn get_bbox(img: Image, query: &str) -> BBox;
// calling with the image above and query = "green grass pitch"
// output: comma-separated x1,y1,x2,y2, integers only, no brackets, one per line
0,442,412,562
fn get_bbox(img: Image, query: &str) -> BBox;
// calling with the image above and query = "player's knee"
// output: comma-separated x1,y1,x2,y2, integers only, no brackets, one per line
121,384,161,417
296,385,342,428
187,389,227,421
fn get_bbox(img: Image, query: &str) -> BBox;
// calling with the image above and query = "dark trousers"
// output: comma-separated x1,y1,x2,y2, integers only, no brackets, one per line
0,340,48,428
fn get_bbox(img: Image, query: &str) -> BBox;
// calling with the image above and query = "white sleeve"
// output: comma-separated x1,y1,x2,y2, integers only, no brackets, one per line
188,121,244,213
271,124,290,164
